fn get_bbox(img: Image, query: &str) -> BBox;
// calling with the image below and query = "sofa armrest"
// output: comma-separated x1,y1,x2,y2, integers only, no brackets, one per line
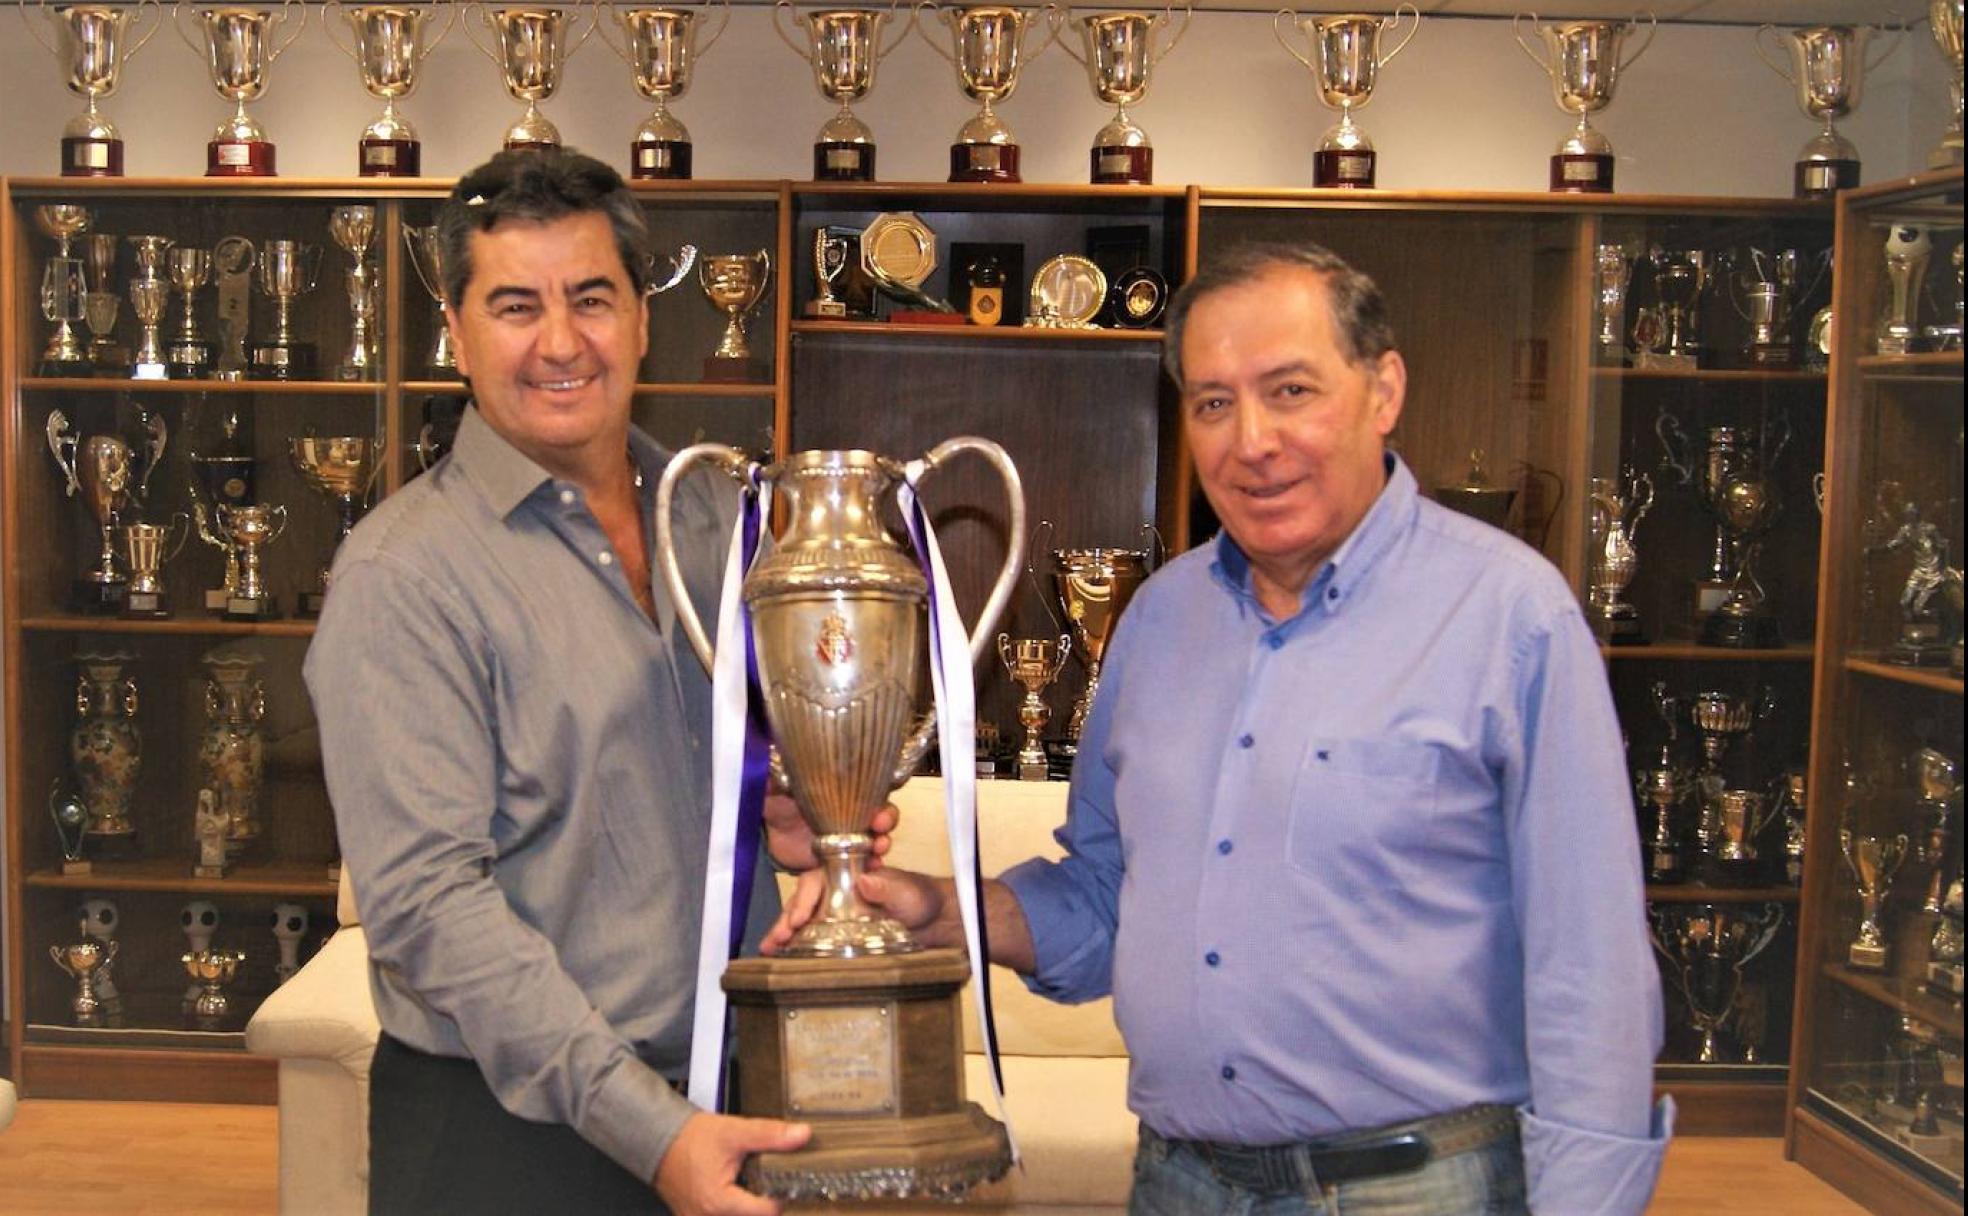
245,925,380,1071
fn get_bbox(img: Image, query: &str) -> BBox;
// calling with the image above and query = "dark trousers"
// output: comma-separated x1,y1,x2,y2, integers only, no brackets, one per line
369,1032,667,1216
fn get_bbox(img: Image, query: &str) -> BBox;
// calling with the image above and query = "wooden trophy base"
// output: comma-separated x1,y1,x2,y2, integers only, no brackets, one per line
1795,158,1859,199
1550,152,1613,193
1091,145,1151,185
360,137,421,177
62,135,122,176
74,578,127,614
209,140,276,177
724,949,1012,1202
61,860,93,876
950,143,1020,183
1315,149,1376,188
193,865,227,880
631,139,692,180
702,356,764,383
814,142,874,182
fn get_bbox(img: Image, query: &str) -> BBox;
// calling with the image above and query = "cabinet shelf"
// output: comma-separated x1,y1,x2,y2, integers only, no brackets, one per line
1592,367,1828,384
20,377,384,396
1645,884,1801,903
1821,965,1964,1045
19,615,317,638
24,859,338,897
1856,351,1965,375
791,320,1163,343
1845,657,1964,695
397,380,778,398
1602,643,1815,662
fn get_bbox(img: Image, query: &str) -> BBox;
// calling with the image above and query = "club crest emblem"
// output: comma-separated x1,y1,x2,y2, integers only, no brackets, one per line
816,611,854,666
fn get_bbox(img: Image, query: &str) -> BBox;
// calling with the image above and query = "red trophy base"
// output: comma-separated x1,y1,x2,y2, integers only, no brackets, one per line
504,138,560,153
1314,149,1376,189
631,139,692,180
360,137,421,177
209,139,276,177
1091,145,1152,185
702,355,764,383
951,142,1020,183
1795,158,1859,199
814,142,874,182
62,136,122,177
1550,153,1613,193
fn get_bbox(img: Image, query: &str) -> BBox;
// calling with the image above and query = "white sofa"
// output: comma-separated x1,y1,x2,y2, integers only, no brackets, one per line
245,778,1133,1215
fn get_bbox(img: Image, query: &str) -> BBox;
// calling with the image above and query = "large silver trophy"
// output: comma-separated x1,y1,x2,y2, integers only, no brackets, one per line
656,439,1022,1199
330,206,381,381
1755,24,1889,198
291,436,384,616
48,409,168,612
776,2,912,182
600,1,729,180
1649,903,1784,1063
325,1,457,176
1514,12,1655,193
1059,5,1188,185
250,237,323,379
22,0,164,176
464,3,593,150
1587,466,1652,644
924,3,1059,183
176,1,308,176
1276,5,1418,189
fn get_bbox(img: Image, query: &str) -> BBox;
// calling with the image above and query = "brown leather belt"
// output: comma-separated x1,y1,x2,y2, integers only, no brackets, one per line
1156,1103,1518,1194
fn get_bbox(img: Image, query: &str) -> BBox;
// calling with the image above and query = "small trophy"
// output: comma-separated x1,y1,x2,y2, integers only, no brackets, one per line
600,0,729,180
193,787,230,878
52,932,118,1026
1587,467,1652,644
250,238,322,379
1755,24,1889,197
1514,13,1655,193
188,407,258,613
463,3,593,150
330,206,381,382
1841,828,1910,970
215,502,288,619
1649,903,1784,1063
698,249,771,380
291,436,384,616
50,781,93,875
1061,5,1188,185
1877,223,1930,355
1700,450,1785,650
1636,683,1686,883
775,1,912,182
324,0,456,176
212,234,256,379
1276,5,1417,189
120,514,190,618
81,232,128,369
1593,243,1630,363
1778,768,1807,886
1634,248,1709,370
1869,497,1952,667
1927,0,1963,168
48,409,168,611
924,3,1058,183
23,0,164,175
164,245,216,378
1033,520,1155,751
1711,788,1782,866
806,227,851,318
177,1,307,176
404,223,456,374
35,204,92,376
1728,247,1828,368
997,632,1070,781
183,948,246,1023
1911,748,1960,917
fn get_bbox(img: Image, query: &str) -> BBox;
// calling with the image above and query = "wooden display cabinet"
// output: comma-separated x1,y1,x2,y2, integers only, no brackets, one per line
1787,167,1964,1213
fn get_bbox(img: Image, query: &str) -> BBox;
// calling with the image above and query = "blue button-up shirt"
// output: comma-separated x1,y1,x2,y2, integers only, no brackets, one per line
1003,456,1672,1214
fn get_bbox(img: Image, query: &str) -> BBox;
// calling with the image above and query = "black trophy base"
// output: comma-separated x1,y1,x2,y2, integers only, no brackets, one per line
121,589,171,620
209,139,276,177
62,135,122,177
1646,849,1682,886
205,588,232,614
1593,611,1648,646
38,355,93,378
74,578,127,614
167,340,217,380
950,142,1020,183
631,138,692,180
298,589,330,618
1747,342,1798,369
1700,609,1780,649
814,141,874,182
1886,627,1951,667
1795,158,1859,199
224,593,280,622
1315,148,1376,188
360,137,421,177
1550,152,1613,193
250,342,316,380
503,137,561,154
1091,145,1151,185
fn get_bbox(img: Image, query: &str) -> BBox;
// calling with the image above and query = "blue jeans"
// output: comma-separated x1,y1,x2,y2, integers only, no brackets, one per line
1129,1122,1528,1216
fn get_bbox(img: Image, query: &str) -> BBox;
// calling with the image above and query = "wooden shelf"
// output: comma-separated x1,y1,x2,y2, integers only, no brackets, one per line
1646,884,1800,903
1603,643,1815,662
20,377,383,395
1846,657,1964,695
20,616,316,638
398,379,778,398
1593,366,1828,383
25,859,338,897
791,320,1163,342
1822,965,1965,1043
1856,351,1965,374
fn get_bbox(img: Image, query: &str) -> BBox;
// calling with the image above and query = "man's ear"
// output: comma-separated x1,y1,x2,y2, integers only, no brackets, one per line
444,305,470,379
1371,350,1407,437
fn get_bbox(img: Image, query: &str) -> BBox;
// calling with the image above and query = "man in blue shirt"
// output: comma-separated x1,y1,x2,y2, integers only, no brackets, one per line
769,242,1673,1213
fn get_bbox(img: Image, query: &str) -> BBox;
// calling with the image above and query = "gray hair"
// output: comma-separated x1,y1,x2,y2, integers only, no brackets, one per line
436,147,652,310
1162,242,1398,386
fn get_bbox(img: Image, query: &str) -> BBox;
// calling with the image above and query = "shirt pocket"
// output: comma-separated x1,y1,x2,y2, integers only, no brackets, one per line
1285,737,1442,880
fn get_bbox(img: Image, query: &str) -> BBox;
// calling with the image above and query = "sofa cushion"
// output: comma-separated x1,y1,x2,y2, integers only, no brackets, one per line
244,927,381,1073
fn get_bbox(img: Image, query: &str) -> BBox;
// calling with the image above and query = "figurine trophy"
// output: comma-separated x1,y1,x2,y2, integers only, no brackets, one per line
997,632,1070,781
23,0,165,175
1868,496,1953,667
1275,5,1417,188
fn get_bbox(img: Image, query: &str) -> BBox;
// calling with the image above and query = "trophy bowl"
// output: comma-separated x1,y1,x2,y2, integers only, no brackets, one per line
464,3,594,149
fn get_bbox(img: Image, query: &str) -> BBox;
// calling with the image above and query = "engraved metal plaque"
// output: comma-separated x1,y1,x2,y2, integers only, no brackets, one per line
781,1002,898,1115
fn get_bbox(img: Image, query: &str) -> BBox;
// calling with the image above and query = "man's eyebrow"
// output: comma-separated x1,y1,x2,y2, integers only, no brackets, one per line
483,284,540,306
568,276,618,296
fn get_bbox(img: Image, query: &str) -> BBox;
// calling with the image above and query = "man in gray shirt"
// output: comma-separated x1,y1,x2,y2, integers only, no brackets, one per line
308,149,855,1215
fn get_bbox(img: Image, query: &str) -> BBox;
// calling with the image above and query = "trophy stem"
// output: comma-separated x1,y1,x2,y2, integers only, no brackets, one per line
1068,659,1105,742
783,833,919,958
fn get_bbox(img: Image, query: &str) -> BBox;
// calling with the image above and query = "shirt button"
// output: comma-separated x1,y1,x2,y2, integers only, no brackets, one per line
1327,587,1340,602
559,489,576,505
1238,733,1255,749
1204,951,1220,967
1267,634,1284,651
1221,1065,1237,1081
598,551,615,566
1217,839,1233,856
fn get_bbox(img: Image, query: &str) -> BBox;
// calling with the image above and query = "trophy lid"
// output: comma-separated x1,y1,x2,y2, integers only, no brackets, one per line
1434,450,1517,523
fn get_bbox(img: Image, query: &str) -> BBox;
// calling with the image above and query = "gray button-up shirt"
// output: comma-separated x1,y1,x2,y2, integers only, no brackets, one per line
306,407,775,1182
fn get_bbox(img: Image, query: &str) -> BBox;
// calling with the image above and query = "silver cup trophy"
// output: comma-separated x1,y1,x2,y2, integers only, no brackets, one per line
22,0,165,176
924,3,1060,183
600,1,730,180
776,2,913,182
48,409,168,612
1755,24,1892,198
656,438,1022,1198
126,233,176,380
164,245,217,378
1728,246,1829,368
325,1,457,176
330,206,381,381
1514,12,1655,193
1060,5,1189,185
699,249,772,379
53,933,119,1026
176,1,308,176
464,3,594,150
120,513,190,618
1276,5,1418,189
1031,520,1156,752
404,222,456,374
250,237,323,379
291,436,385,616
215,502,288,618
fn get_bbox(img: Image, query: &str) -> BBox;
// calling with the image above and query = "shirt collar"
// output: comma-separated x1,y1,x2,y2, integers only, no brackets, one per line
1209,451,1420,617
451,405,669,519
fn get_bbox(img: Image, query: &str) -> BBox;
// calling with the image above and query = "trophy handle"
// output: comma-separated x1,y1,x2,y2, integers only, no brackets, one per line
268,0,309,64
172,2,205,59
137,412,169,501
1021,3,1062,59
268,503,290,544
1762,410,1792,469
1655,411,1692,485
647,244,697,296
22,0,59,58
593,0,631,67
50,944,73,976
461,1,501,65
1628,468,1655,535
1619,12,1657,70
996,631,1016,672
1155,2,1193,64
1380,3,1421,65
914,435,1028,670
915,1,955,64
771,0,807,58
1054,5,1083,66
323,0,356,60
1510,12,1551,74
1141,521,1166,568
415,422,437,471
1274,11,1315,73
122,676,139,717
881,0,918,59
1751,24,1794,82
165,511,193,563
423,0,461,59
47,410,81,497
76,675,93,717
698,0,731,55
1865,24,1903,76
127,0,168,59
653,441,755,673
749,247,773,307
1049,631,1071,679
566,3,598,57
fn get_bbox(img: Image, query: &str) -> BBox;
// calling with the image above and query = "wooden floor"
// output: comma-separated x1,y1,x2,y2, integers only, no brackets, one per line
0,1098,1869,1215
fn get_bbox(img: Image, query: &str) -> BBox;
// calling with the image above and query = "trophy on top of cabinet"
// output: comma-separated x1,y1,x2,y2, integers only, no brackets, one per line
599,0,730,180
922,3,1060,184
1868,495,1954,667
35,204,92,376
775,2,914,182
1755,24,1894,197
176,0,308,176
1928,0,1964,168
1514,12,1655,194
330,206,381,381
1032,520,1157,754
463,3,593,150
48,409,168,611
23,0,165,176
1060,5,1189,185
291,435,385,616
1275,5,1417,189
324,0,457,176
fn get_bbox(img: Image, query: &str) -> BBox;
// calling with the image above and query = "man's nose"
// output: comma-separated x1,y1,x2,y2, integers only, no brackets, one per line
537,301,582,361
1230,397,1277,459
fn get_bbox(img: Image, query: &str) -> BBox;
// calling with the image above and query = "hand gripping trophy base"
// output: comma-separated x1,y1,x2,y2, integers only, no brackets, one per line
724,950,1012,1201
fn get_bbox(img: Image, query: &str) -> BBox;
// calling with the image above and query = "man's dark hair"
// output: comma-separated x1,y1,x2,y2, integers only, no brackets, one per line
437,147,652,309
1162,242,1398,386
